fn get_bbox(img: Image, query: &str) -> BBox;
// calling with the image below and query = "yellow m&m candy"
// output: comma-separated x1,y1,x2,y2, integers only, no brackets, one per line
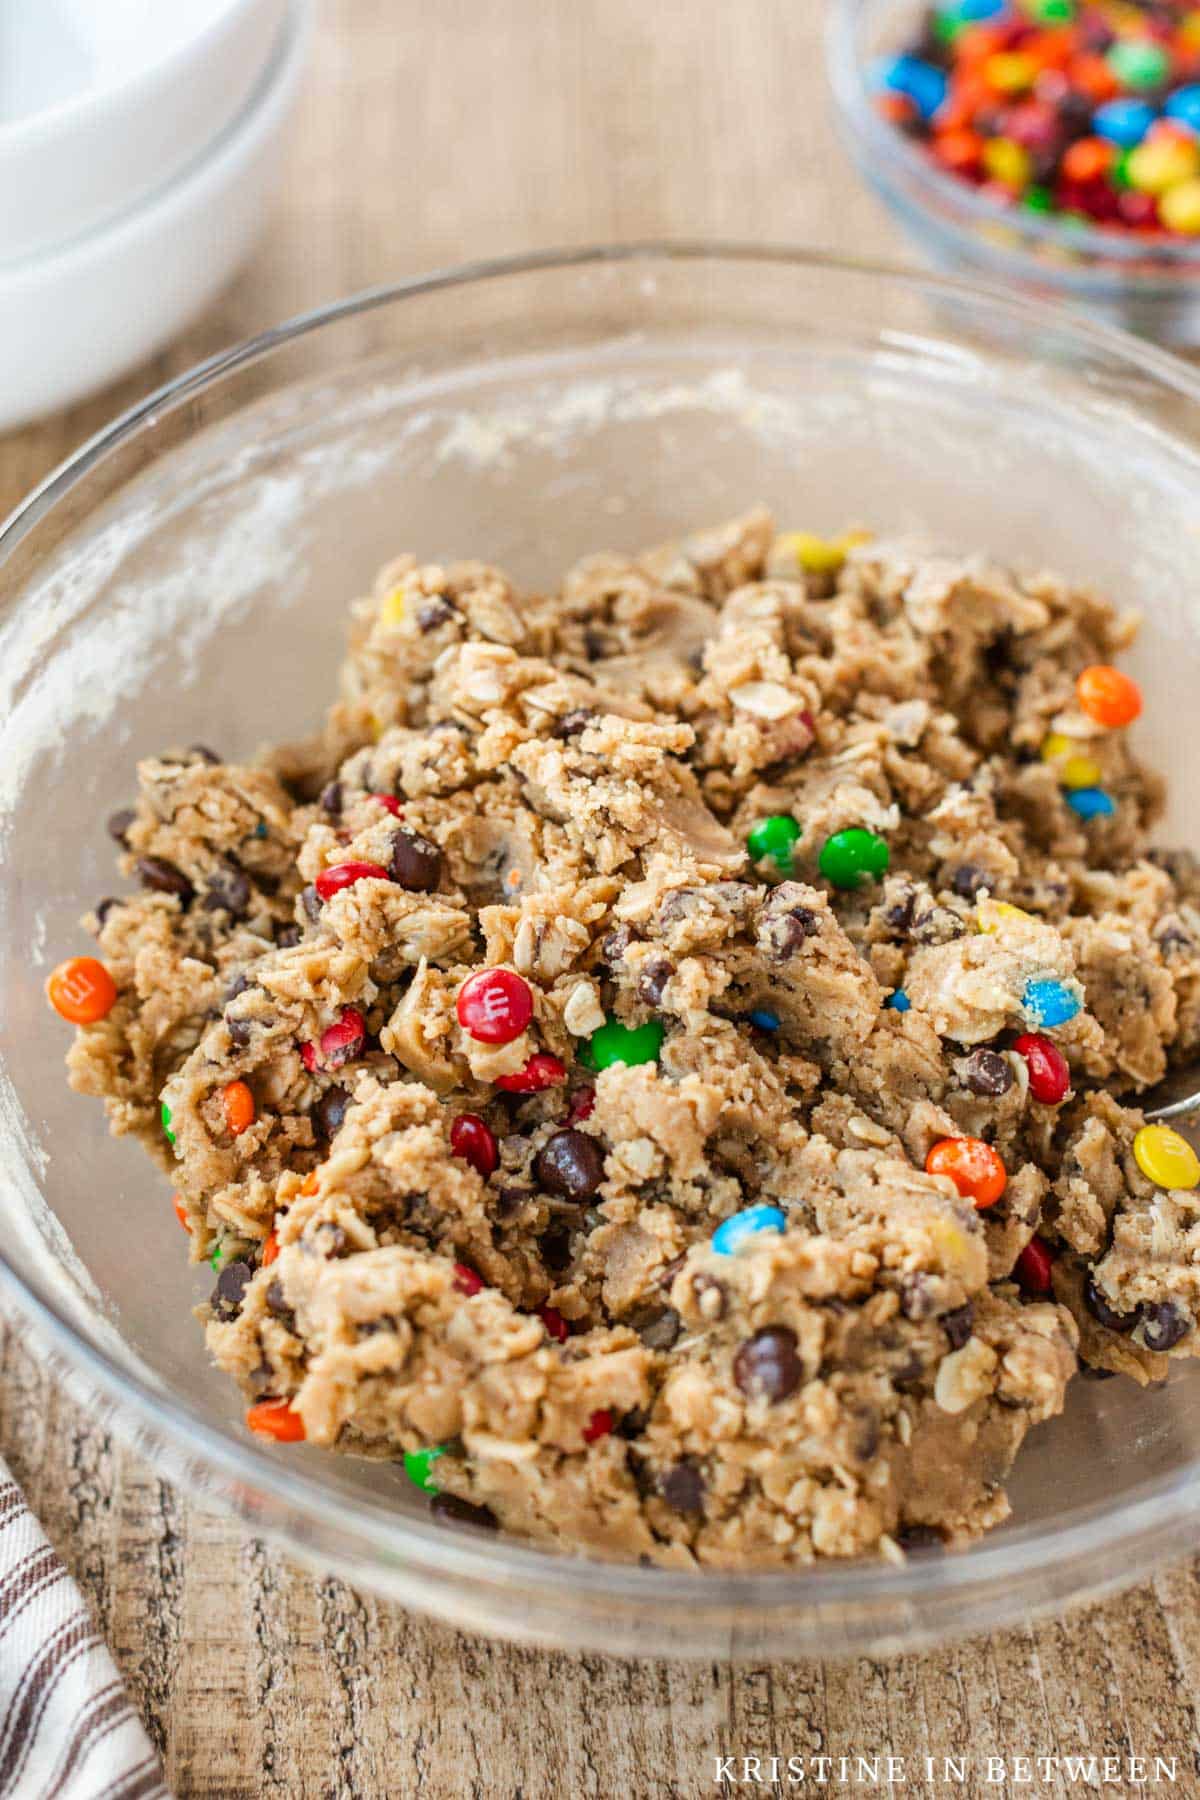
1160,179,1200,236
1133,1124,1200,1192
378,586,407,627
977,899,1031,933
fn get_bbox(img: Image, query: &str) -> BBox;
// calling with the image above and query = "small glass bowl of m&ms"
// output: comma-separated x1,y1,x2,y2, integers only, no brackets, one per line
828,0,1200,340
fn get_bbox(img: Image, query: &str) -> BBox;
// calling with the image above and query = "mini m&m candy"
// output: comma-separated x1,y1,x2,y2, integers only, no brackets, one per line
749,1008,782,1031
747,814,801,872
1021,977,1080,1029
885,989,912,1012
450,1112,498,1177
453,1263,485,1296
457,968,534,1044
494,1052,567,1092
46,956,117,1024
818,827,890,890
1076,664,1142,728
583,1409,614,1444
161,1102,176,1146
712,1204,787,1256
1012,1032,1071,1103
539,1305,570,1343
245,1400,305,1442
926,1136,1007,1209
1133,1123,1200,1190
314,859,391,902
1066,785,1116,819
300,1006,366,1073
222,1079,256,1137
404,1445,446,1492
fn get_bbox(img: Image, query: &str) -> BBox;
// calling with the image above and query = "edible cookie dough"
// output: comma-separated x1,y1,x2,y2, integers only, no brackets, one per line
49,511,1200,1567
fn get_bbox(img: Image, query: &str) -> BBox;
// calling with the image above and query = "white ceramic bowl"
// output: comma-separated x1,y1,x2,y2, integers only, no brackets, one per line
0,1,312,431
0,0,290,268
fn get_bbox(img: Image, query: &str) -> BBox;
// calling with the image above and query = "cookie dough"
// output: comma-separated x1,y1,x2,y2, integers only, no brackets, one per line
54,511,1200,1567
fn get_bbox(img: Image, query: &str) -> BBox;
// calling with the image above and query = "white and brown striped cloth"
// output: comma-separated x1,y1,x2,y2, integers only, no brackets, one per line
0,1458,169,1800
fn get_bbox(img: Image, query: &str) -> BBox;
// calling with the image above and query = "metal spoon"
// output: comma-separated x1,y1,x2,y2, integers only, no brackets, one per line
1142,1067,1200,1125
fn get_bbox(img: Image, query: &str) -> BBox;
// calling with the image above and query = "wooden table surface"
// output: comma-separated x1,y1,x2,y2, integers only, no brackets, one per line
3,2,1199,1794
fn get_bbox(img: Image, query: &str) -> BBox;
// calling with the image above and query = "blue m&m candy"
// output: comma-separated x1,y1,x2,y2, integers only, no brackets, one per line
1166,86,1200,135
749,1009,780,1032
1022,978,1080,1030
885,989,911,1012
871,55,948,121
1093,100,1156,148
712,1205,787,1257
1066,787,1115,820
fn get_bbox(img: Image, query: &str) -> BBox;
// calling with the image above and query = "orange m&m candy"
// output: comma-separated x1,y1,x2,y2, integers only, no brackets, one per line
173,1195,191,1234
46,956,117,1024
245,1400,305,1442
1076,664,1142,729
926,1136,1007,1210
262,1230,280,1266
222,1079,256,1137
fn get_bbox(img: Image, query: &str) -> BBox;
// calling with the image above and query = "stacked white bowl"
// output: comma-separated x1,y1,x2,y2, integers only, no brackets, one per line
0,0,313,429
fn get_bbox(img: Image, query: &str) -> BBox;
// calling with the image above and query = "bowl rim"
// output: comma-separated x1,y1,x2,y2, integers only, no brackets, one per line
825,0,1200,270
6,237,1200,1625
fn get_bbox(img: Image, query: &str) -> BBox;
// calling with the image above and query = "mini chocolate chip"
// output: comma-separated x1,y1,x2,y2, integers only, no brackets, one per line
301,884,323,923
555,708,594,738
417,598,455,632
884,891,916,935
496,1185,532,1217
430,1493,498,1530
951,865,988,900
320,781,343,815
1138,1300,1191,1353
390,828,443,892
941,1303,974,1350
733,1326,804,1402
964,1049,1013,1098
314,1085,350,1140
661,1462,705,1515
274,923,302,948
316,1223,347,1258
211,1258,252,1320
188,743,221,765
638,957,675,1007
265,1280,292,1318
615,1407,648,1440
225,972,251,1005
583,627,607,661
203,863,251,919
1084,1273,1139,1335
94,898,119,929
533,1129,606,1202
226,1016,252,1050
135,856,194,903
771,908,821,960
629,1304,681,1350
897,1524,943,1552
106,807,137,847
852,1411,880,1460
690,1272,727,1319
540,1224,574,1272
899,1272,937,1322
601,925,634,964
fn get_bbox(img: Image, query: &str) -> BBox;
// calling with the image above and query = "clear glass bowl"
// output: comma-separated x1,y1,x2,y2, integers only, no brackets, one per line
5,244,1200,1659
827,0,1200,344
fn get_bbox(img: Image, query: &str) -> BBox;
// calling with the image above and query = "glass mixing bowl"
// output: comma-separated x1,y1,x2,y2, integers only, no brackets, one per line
828,0,1200,344
4,244,1200,1660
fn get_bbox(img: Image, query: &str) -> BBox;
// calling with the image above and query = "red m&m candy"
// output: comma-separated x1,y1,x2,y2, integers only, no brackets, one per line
453,1263,484,1295
456,968,534,1044
1012,1032,1071,1105
539,1305,569,1343
583,1408,613,1443
315,860,390,902
301,1006,366,1073
370,794,403,817
449,1113,498,1178
494,1052,566,1093
1015,1237,1055,1297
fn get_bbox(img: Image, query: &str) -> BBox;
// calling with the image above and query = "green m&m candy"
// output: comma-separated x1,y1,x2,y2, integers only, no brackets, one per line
582,1016,664,1071
747,814,801,873
404,1445,446,1494
818,827,889,890
161,1101,176,1146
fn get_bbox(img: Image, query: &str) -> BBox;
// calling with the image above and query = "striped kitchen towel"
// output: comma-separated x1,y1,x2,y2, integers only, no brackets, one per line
0,1458,169,1800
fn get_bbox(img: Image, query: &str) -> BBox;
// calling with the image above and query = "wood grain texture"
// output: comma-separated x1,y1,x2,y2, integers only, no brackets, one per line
3,1,1200,1793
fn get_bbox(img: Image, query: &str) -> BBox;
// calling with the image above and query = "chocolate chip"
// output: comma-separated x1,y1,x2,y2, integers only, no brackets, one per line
941,1303,974,1350
274,923,301,948
883,891,916,936
770,908,821,960
417,598,455,632
897,1524,943,1553
225,972,250,1005
1138,1300,1191,1353
389,828,443,892
964,1049,1013,1098
661,1462,705,1515
555,708,594,738
203,863,251,919
733,1326,804,1402
628,1304,681,1350
430,1493,498,1530
320,781,343,816
94,898,119,929
314,1085,350,1141
211,1258,252,1320
134,856,194,903
899,1272,937,1322
188,743,221,765
601,925,634,965
1084,1273,1139,1335
300,883,323,923
539,1224,574,1272
951,865,988,900
315,1223,348,1258
265,1280,292,1320
227,1016,252,1050
107,807,137,847
533,1129,606,1202
638,957,675,1007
